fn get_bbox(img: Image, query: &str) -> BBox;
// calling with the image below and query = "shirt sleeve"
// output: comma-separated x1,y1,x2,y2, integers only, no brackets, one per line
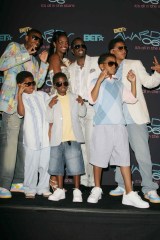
88,80,98,105
122,86,138,104
45,95,55,123
0,42,30,71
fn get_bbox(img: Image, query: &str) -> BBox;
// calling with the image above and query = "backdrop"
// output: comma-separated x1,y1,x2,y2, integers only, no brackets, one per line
0,0,160,186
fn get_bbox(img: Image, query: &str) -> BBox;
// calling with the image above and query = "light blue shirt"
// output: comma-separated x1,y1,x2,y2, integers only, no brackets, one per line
92,77,126,125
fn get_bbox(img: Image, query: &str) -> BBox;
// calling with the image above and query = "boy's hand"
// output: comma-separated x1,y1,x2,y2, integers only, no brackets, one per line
49,95,58,108
127,70,136,83
39,50,48,63
76,95,84,105
98,69,109,83
18,83,27,95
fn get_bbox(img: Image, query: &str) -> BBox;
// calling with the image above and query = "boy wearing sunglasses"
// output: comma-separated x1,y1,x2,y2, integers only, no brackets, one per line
87,53,149,208
0,28,49,198
46,72,86,202
16,71,51,199
108,38,160,203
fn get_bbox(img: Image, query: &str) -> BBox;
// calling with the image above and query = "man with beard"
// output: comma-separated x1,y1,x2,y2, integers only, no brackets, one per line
68,37,100,188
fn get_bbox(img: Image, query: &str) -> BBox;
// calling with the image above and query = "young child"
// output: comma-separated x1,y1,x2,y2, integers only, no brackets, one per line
16,71,51,198
46,72,86,202
87,53,149,208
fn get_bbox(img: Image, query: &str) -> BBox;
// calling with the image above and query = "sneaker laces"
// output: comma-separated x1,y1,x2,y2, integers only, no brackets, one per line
91,187,102,196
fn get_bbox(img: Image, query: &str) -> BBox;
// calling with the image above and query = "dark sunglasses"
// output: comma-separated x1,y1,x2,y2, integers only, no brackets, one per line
24,81,36,87
73,44,86,50
104,61,118,67
31,35,43,43
114,46,127,51
54,81,69,87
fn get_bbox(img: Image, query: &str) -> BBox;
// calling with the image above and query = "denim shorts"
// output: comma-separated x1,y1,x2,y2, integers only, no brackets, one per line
48,141,85,176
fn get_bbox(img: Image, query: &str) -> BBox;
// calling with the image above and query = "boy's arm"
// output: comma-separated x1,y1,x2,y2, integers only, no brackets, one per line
17,84,26,116
46,95,58,123
91,70,108,102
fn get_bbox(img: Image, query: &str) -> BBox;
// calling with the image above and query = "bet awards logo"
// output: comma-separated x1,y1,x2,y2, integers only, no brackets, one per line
114,30,160,47
142,0,159,3
49,0,65,3
148,118,160,138
41,0,75,8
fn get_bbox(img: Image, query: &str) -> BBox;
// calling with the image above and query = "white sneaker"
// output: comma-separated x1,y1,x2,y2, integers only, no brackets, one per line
144,190,160,203
42,191,52,197
48,188,65,201
87,187,102,203
73,188,83,202
25,193,35,199
122,191,150,208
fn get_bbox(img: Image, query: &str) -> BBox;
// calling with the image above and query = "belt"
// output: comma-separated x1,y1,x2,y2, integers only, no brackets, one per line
83,99,93,106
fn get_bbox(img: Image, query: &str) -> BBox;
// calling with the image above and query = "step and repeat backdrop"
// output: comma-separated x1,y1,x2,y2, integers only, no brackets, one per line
0,0,160,185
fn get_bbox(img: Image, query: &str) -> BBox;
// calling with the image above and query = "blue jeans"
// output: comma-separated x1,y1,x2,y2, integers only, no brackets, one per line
49,141,85,176
0,113,24,190
115,123,158,194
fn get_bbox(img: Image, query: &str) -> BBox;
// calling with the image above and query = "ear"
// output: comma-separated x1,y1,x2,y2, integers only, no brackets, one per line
71,49,74,55
110,49,114,54
99,63,104,71
25,35,29,42
53,42,56,48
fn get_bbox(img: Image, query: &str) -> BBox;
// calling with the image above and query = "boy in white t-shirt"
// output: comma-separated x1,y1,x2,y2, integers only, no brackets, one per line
16,71,51,198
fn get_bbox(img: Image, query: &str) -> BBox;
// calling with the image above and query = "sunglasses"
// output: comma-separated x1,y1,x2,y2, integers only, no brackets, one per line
73,44,86,50
54,81,69,87
31,35,43,43
103,61,118,67
114,46,127,51
24,81,36,87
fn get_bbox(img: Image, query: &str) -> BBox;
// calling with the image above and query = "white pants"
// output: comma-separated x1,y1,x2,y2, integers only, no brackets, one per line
80,102,95,187
24,147,50,195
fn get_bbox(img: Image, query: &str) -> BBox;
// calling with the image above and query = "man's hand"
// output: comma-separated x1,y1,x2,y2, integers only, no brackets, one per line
27,44,37,55
76,95,84,105
151,56,160,73
39,50,48,63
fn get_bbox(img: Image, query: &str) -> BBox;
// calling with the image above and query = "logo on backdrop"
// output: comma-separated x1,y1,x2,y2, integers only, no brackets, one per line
42,29,74,44
134,0,160,8
40,0,75,8
114,29,160,50
0,34,12,42
147,118,160,138
19,28,74,46
84,34,104,42
131,163,160,184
